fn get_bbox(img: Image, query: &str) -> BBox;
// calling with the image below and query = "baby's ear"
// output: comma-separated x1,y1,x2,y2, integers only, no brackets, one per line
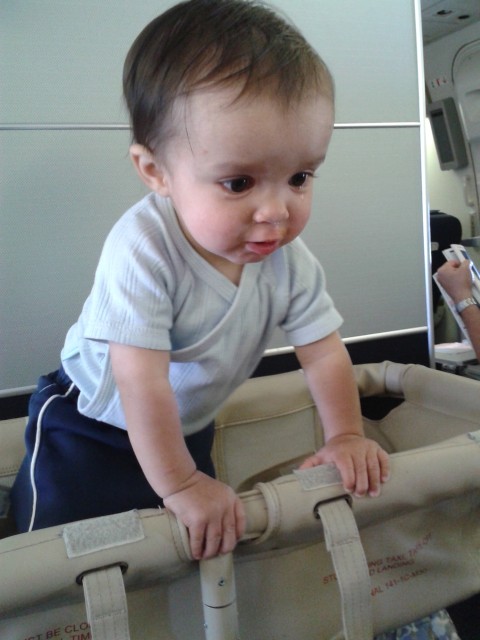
129,144,170,195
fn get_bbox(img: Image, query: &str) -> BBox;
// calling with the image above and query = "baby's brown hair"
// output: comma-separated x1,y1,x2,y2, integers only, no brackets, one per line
123,0,334,153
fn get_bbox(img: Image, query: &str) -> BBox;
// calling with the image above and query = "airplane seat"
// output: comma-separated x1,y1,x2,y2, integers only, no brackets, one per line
429,209,462,312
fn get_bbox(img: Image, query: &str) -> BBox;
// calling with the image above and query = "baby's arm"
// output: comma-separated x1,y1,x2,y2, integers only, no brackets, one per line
109,342,245,559
295,332,390,497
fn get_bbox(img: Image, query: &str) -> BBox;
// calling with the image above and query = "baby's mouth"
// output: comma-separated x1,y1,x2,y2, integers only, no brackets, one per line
245,239,281,256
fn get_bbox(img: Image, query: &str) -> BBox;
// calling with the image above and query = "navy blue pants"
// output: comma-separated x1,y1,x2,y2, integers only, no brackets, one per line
11,368,215,532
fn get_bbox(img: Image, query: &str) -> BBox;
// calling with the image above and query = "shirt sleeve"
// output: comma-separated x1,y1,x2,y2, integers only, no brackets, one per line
82,210,174,351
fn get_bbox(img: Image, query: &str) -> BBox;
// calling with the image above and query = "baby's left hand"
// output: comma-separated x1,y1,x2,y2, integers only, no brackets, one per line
299,435,390,497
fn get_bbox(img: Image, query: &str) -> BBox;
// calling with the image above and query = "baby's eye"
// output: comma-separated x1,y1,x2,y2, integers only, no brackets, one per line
289,172,312,188
222,177,254,193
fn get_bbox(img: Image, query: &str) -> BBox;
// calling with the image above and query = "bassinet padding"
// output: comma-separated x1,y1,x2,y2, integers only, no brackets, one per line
0,362,478,639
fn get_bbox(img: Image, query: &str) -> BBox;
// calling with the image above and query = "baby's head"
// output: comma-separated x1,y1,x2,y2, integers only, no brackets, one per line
123,0,334,154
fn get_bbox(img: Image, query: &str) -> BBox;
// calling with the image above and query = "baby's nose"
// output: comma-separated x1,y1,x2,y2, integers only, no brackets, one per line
253,195,289,225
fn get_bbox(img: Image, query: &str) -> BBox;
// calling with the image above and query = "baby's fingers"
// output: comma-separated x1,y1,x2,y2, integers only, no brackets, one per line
188,521,209,560
378,448,390,483
220,498,245,556
298,453,321,470
364,450,382,497
362,447,390,498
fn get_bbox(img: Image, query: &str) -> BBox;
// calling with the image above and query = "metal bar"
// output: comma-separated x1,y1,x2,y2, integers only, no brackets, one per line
199,553,240,640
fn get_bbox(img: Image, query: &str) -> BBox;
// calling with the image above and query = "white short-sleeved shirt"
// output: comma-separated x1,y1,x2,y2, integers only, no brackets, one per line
61,193,342,435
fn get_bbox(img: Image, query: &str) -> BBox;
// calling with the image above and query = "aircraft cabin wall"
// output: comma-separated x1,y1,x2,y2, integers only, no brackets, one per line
424,20,480,346
424,20,480,238
0,1,429,411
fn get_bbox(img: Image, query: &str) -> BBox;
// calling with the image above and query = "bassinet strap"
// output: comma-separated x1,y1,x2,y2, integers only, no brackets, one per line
316,499,373,640
81,564,131,640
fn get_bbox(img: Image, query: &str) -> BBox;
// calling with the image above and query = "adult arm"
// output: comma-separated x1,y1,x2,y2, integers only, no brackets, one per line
436,260,480,359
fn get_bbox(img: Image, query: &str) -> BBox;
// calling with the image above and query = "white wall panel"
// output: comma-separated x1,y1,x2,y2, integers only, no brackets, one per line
0,130,148,390
0,1,167,124
281,0,420,124
1,0,419,125
306,126,426,337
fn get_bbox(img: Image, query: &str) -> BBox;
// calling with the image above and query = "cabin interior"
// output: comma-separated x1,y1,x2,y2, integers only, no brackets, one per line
0,1,479,638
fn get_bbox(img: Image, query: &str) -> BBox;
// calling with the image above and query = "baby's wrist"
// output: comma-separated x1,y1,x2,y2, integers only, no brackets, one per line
162,467,198,500
325,431,364,444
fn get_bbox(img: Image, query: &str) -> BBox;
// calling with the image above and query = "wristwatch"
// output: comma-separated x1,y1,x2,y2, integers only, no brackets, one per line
455,297,478,314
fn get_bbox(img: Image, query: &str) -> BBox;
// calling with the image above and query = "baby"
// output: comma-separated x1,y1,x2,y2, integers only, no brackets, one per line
12,0,389,560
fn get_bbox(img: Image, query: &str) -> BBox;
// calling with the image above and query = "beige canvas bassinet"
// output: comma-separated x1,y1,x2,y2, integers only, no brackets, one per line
0,361,479,639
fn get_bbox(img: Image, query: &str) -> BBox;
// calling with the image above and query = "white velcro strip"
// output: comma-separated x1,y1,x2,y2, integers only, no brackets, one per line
468,429,480,444
63,510,144,558
294,463,342,489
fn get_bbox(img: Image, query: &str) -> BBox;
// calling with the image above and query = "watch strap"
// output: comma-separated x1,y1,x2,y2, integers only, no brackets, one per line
455,297,478,313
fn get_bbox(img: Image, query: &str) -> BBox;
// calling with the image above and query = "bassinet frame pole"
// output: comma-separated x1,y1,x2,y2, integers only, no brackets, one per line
199,553,240,639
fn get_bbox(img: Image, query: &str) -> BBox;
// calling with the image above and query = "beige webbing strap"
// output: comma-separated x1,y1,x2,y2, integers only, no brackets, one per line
62,511,144,640
316,500,373,640
81,565,131,640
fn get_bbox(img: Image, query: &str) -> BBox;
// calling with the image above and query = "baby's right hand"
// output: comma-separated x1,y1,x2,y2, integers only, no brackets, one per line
163,471,245,560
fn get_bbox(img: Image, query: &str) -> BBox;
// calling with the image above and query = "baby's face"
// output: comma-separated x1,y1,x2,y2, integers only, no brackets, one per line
157,85,334,279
